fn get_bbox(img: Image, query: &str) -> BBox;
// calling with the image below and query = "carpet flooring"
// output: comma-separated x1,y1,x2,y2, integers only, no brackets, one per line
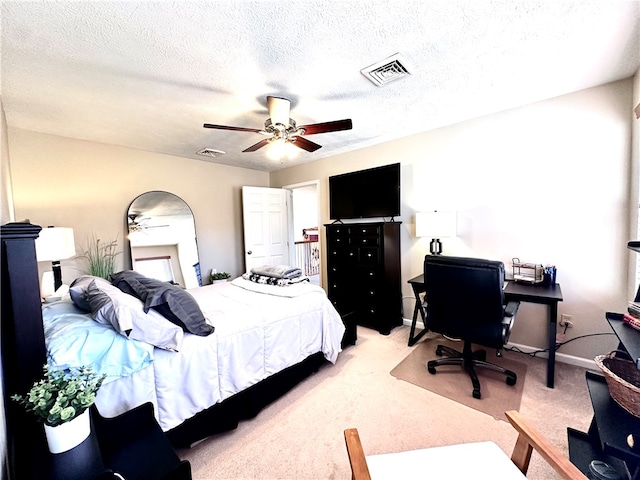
178,325,595,479
390,337,527,421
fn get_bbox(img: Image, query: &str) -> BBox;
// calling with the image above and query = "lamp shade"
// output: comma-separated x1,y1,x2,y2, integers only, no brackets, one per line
35,227,76,262
416,211,457,238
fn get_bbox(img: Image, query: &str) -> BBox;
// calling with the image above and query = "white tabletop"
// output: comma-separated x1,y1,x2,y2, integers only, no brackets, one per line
365,441,526,479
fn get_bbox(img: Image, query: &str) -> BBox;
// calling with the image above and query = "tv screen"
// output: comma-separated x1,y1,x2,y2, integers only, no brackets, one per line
329,163,401,220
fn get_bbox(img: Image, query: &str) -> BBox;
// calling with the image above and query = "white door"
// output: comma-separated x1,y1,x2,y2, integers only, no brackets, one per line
242,186,294,271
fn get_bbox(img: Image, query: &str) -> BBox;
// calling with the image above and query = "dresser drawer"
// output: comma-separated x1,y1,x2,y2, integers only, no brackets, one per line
327,263,351,278
350,225,381,237
328,247,358,264
351,235,379,247
328,280,352,301
357,266,382,284
327,234,350,248
359,247,380,265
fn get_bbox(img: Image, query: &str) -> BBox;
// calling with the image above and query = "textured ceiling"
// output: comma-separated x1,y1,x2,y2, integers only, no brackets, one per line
1,1,639,172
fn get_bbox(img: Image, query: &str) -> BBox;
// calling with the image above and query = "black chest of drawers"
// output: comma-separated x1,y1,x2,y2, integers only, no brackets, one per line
325,222,402,335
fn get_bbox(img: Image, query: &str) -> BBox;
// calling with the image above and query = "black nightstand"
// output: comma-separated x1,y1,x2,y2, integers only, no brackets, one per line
31,403,191,480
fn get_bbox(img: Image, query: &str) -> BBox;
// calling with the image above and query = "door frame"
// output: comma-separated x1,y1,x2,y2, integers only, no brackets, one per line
282,180,321,284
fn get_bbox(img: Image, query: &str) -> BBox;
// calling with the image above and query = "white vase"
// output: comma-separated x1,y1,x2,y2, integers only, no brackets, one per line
44,408,91,454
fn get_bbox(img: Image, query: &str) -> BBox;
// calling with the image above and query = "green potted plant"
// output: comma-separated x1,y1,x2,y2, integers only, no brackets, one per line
210,271,231,284
83,234,119,279
12,365,106,453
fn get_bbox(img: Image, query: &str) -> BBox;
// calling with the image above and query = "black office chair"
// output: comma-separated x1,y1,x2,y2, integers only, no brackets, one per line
423,255,519,399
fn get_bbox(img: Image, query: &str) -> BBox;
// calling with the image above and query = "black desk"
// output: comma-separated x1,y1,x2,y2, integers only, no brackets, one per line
407,274,563,388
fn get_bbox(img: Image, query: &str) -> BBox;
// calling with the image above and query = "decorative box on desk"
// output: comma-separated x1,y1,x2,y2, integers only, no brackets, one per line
325,221,402,335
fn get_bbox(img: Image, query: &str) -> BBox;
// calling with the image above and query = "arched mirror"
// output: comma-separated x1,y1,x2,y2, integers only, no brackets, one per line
126,191,200,289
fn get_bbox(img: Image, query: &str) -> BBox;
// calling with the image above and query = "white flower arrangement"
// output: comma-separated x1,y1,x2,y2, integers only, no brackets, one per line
12,365,106,427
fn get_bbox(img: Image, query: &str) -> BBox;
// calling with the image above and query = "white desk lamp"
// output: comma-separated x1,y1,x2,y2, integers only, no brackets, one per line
416,211,457,255
35,226,76,296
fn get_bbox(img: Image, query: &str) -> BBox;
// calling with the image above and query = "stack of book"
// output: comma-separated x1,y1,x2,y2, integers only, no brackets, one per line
624,302,640,331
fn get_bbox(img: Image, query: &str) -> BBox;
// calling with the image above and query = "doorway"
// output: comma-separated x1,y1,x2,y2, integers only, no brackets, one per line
284,181,321,285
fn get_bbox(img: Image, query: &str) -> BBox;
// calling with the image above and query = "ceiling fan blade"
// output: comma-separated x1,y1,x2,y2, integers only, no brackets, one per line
243,138,271,152
290,136,322,152
203,123,262,133
267,96,291,126
298,119,353,136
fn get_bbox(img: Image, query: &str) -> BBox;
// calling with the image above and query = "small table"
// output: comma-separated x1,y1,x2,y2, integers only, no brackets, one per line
407,274,429,347
407,274,563,388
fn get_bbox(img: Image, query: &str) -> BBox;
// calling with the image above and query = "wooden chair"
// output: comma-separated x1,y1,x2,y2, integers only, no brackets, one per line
344,410,587,480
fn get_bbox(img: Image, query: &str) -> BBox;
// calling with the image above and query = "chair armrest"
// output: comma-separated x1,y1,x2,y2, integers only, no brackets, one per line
504,301,520,317
344,429,372,480
505,410,587,480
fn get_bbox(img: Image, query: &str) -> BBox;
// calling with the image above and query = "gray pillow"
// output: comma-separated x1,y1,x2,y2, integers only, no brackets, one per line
85,280,184,351
69,275,112,311
110,270,213,336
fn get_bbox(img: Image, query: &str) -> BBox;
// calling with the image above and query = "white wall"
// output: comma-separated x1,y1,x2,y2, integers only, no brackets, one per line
8,129,270,283
271,79,636,361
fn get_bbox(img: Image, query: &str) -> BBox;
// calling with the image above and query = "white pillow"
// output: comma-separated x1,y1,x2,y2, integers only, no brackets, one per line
85,280,184,351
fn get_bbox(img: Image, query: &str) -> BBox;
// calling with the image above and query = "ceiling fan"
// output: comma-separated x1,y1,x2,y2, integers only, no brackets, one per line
127,214,168,232
203,96,353,153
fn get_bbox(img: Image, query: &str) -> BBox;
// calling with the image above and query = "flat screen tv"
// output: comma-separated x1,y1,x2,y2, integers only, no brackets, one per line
329,163,401,220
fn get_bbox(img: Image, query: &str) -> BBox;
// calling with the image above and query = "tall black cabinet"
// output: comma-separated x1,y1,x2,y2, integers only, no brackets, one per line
566,241,640,479
325,221,402,335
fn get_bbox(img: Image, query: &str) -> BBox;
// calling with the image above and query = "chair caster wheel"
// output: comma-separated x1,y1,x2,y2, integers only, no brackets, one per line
506,375,517,386
435,345,444,356
472,389,481,399
427,362,436,375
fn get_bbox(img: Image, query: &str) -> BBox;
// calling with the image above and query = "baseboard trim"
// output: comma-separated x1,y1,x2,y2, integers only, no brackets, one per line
401,318,597,370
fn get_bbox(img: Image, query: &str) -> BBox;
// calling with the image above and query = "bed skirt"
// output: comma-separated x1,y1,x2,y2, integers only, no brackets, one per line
165,352,327,448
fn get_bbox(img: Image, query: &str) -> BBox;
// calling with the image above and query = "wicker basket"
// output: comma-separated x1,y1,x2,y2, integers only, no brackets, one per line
595,350,640,418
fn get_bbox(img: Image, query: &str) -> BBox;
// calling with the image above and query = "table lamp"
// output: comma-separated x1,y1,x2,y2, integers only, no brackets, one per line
35,226,76,294
416,211,457,255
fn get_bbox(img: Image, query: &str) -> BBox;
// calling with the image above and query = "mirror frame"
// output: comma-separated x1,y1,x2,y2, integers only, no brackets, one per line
126,191,201,288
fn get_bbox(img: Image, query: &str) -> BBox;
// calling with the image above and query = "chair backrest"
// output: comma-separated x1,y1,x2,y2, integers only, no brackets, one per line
423,255,506,348
344,410,587,480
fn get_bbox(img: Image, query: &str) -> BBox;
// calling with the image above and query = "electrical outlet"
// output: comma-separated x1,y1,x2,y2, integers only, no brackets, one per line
560,314,573,327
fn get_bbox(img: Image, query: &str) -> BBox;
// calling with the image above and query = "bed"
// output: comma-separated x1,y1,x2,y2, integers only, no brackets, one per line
2,223,346,460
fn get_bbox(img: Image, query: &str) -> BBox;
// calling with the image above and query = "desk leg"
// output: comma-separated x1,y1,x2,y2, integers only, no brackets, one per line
547,302,558,389
408,286,428,347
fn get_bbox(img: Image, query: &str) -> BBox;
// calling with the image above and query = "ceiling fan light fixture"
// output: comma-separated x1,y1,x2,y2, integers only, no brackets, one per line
361,53,411,87
267,96,291,127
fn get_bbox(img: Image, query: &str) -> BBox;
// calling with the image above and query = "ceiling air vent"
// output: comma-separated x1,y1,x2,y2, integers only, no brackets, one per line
196,148,225,158
361,53,411,87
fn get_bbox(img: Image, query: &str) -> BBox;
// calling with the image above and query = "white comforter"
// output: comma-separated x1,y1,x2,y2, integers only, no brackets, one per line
96,280,345,431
